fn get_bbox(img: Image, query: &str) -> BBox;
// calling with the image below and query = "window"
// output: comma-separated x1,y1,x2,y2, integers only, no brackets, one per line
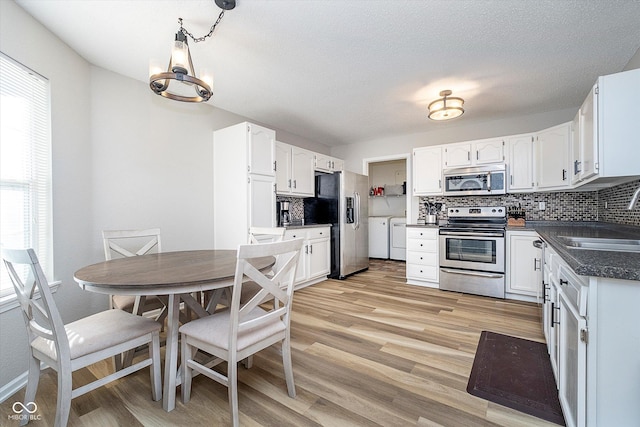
0,52,52,297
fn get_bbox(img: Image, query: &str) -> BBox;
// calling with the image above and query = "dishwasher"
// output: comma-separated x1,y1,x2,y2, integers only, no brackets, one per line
369,216,391,259
389,217,406,260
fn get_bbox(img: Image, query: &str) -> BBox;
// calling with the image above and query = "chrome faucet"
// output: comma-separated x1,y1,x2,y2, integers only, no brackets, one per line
628,184,640,210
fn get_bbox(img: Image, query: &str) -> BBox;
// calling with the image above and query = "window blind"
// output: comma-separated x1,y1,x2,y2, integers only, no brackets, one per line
0,52,52,297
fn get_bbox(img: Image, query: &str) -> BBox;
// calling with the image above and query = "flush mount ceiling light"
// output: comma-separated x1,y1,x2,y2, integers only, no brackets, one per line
428,90,465,120
149,0,236,103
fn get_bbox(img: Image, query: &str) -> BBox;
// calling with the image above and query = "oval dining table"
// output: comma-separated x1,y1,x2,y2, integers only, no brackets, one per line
74,249,274,412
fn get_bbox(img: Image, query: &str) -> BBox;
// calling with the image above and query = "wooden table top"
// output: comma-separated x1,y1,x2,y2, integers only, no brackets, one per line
74,249,274,295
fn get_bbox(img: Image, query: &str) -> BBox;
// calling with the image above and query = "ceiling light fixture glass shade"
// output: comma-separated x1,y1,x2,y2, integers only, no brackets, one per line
150,31,213,103
149,0,235,103
428,90,465,120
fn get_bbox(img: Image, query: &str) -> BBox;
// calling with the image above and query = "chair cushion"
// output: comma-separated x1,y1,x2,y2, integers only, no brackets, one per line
31,309,161,360
179,307,285,352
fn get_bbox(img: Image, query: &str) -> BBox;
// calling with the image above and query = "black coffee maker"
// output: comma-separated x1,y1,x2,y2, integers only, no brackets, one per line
278,201,291,226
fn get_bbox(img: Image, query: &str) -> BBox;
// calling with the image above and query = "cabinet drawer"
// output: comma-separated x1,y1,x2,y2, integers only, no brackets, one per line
407,263,438,281
284,229,307,240
307,227,330,240
558,265,588,316
407,238,438,252
407,228,438,240
407,251,437,265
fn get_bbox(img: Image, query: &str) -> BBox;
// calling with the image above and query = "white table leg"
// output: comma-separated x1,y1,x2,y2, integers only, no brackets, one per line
162,293,181,411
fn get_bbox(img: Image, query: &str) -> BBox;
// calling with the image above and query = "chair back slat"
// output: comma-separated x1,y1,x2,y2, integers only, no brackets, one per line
248,227,285,244
228,239,303,350
2,248,69,359
102,228,161,260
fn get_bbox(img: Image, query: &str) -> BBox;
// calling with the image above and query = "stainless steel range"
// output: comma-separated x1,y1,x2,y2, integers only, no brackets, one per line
439,206,506,298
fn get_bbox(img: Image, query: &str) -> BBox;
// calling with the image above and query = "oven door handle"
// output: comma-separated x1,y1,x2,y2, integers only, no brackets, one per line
439,231,504,237
440,268,504,279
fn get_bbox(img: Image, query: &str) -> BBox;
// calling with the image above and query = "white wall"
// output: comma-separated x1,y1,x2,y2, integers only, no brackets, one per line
0,0,97,389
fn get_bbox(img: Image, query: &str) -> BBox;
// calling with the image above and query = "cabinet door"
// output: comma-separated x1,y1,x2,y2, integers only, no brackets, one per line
571,111,582,185
579,84,598,181
475,139,504,164
314,153,333,172
508,135,535,191
536,123,570,189
248,175,276,229
291,147,315,196
331,157,344,172
413,147,442,195
275,141,292,194
247,123,275,176
444,143,471,167
506,233,541,296
558,291,587,427
308,238,330,278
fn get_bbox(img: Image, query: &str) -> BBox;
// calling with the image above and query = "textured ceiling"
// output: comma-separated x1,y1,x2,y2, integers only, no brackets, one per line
14,0,640,146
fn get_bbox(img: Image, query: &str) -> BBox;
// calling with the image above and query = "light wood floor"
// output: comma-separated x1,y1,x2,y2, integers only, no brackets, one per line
1,259,556,426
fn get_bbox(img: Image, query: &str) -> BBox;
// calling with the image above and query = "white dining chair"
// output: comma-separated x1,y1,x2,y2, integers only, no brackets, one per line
180,238,304,427
2,248,162,427
102,228,168,320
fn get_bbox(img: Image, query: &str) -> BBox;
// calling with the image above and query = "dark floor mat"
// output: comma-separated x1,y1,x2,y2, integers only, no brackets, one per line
467,331,565,425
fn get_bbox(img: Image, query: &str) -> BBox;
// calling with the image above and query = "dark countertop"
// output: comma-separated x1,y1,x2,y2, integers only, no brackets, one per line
529,221,640,281
407,223,440,228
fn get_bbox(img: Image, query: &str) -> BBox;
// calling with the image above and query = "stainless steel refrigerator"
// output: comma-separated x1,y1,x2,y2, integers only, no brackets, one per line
339,171,369,278
303,170,369,279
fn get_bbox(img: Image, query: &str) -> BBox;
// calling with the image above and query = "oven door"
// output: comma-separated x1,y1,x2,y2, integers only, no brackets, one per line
439,231,505,273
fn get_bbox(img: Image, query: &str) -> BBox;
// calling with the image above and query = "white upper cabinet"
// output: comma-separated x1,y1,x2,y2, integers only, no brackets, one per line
413,146,443,195
444,143,472,167
475,138,506,164
247,123,276,176
443,138,505,168
574,68,640,187
213,122,276,250
315,153,343,173
572,84,598,185
508,134,536,192
536,122,571,190
275,141,315,197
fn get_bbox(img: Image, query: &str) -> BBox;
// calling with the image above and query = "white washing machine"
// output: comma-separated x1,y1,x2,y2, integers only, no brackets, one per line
368,216,391,259
389,217,407,261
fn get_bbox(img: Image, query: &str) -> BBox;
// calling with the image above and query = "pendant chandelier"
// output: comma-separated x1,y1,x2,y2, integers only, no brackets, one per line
149,0,236,103
428,90,465,120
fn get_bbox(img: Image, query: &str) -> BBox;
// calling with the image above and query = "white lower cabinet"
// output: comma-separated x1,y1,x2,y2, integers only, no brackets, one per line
505,230,542,301
405,227,439,287
538,235,640,427
283,226,330,288
558,285,587,427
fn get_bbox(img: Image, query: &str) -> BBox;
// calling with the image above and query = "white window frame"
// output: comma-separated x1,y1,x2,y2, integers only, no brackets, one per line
0,51,56,311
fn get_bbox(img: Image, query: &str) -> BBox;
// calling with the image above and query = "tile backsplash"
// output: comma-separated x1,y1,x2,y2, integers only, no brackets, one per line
278,179,640,227
419,178,640,226
276,196,304,221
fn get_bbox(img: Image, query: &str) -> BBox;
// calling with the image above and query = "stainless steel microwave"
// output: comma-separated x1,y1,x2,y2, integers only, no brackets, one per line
442,165,507,196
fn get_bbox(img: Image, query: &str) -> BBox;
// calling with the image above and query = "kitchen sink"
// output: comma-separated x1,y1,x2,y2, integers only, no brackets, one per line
558,236,640,253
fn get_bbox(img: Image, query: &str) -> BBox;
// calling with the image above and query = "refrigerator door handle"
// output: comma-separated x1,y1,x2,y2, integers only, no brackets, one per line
354,192,360,229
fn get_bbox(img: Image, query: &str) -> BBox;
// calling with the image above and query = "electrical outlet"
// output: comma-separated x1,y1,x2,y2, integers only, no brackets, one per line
441,204,446,212
538,201,546,210
604,201,608,209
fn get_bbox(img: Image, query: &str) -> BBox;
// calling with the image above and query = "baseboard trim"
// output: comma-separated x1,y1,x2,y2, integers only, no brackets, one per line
0,371,27,404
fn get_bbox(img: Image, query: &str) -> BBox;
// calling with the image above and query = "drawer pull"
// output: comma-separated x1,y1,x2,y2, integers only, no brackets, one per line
560,279,568,286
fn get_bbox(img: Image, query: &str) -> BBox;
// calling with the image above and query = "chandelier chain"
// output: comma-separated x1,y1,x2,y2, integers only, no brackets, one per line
178,10,225,43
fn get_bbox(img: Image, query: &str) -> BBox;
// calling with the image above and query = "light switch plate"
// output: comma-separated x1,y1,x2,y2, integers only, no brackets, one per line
539,201,546,210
